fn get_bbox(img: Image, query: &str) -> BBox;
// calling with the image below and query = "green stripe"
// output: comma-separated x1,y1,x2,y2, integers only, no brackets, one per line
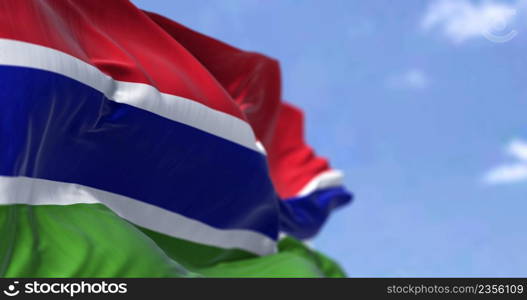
0,203,345,278
198,237,346,278
138,228,346,277
0,204,192,277
137,227,256,270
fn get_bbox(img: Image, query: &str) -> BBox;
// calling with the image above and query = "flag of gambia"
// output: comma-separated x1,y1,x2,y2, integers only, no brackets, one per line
0,0,352,277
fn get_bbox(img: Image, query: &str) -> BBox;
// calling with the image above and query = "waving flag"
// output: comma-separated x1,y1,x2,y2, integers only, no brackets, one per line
0,0,351,277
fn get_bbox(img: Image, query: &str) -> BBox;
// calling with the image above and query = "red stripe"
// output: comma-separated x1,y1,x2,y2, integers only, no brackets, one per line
267,103,331,198
0,0,245,120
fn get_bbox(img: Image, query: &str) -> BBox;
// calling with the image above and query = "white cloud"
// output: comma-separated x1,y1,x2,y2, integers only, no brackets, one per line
484,163,527,184
507,138,527,161
483,138,527,184
421,0,522,43
386,69,429,90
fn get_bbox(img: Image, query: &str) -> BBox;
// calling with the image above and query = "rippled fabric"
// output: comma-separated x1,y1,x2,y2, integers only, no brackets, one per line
0,0,351,277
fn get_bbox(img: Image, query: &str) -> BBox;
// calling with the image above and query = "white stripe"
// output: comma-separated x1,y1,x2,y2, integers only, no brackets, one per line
255,141,267,155
296,169,344,197
0,38,262,153
0,176,276,256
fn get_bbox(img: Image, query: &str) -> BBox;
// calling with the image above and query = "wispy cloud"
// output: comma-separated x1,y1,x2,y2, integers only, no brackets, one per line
483,139,527,184
421,0,522,44
507,139,527,161
386,69,429,90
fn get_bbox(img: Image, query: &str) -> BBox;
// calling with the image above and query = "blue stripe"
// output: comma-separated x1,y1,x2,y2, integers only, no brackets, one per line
279,186,352,239
0,65,278,239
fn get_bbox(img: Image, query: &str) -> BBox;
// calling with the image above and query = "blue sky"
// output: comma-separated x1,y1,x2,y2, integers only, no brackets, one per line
133,0,527,277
